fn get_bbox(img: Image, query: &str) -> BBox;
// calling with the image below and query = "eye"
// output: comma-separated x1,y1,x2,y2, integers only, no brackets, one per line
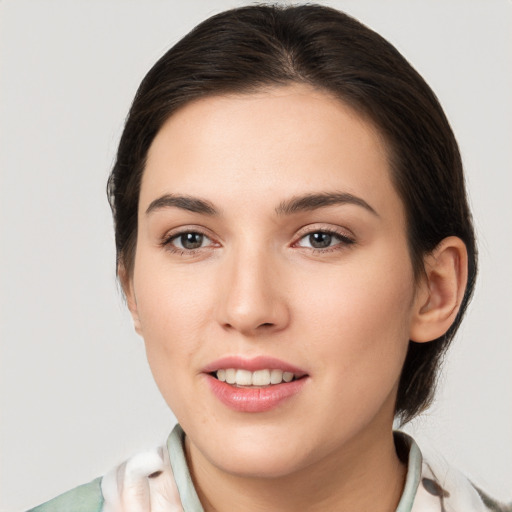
165,231,213,251
295,230,354,250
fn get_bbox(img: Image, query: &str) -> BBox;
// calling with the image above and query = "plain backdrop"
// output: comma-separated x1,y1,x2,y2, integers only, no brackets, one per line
1,0,511,510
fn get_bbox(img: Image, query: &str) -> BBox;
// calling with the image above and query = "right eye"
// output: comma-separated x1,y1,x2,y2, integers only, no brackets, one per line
165,231,214,251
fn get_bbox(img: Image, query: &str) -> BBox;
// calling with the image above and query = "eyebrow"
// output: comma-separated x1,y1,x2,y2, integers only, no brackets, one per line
275,192,379,217
145,191,378,218
146,194,218,216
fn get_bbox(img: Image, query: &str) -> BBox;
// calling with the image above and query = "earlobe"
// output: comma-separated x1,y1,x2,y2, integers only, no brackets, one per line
409,236,468,343
118,263,143,336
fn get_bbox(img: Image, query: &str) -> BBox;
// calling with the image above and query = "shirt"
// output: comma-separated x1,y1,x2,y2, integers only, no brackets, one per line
27,424,509,512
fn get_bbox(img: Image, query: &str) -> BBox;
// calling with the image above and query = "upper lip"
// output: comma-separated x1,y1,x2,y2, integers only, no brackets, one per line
202,356,308,377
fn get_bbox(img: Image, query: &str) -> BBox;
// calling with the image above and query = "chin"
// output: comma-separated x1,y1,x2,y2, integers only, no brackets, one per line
191,426,313,479
213,447,309,479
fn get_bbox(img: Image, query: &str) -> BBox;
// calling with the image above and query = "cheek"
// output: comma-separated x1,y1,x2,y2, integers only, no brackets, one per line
295,252,415,384
132,258,216,381
135,250,214,327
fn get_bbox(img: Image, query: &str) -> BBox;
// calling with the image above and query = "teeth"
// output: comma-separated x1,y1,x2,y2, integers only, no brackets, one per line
214,368,297,386
225,368,236,384
252,369,270,386
283,372,294,383
235,369,253,386
270,369,283,384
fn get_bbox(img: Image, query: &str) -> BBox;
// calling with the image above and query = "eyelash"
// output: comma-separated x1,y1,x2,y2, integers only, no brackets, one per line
161,228,215,256
293,228,356,253
161,227,355,255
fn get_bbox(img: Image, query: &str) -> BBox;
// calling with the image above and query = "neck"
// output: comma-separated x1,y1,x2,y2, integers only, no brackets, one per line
185,421,407,512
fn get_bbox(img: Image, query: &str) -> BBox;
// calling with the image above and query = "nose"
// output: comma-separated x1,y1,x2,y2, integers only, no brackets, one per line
216,246,290,336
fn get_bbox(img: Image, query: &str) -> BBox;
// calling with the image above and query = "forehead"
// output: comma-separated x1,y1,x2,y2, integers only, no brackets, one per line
140,84,401,220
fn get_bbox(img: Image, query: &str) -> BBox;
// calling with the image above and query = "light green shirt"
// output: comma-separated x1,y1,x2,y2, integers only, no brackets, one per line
27,424,506,512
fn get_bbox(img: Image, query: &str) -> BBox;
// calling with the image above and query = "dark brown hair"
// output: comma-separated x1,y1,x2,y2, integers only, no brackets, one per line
107,4,477,423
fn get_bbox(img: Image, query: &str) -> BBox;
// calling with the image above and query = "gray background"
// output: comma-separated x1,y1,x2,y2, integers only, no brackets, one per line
1,1,511,510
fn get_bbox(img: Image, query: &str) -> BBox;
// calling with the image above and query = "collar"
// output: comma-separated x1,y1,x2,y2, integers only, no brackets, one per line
166,425,424,512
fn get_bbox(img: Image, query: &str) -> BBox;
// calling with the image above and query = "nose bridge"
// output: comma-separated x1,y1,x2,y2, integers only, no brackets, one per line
218,238,288,335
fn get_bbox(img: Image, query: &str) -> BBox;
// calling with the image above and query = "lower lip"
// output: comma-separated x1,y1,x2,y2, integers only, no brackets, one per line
205,374,308,413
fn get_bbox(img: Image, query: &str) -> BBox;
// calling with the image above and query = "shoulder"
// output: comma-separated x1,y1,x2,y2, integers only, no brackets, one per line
25,425,190,512
396,431,511,512
415,461,511,512
26,477,104,512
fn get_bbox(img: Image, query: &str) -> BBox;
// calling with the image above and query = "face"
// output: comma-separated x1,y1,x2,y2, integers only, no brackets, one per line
126,84,422,478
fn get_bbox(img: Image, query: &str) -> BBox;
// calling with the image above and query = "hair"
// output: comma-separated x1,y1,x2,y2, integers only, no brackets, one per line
107,3,477,423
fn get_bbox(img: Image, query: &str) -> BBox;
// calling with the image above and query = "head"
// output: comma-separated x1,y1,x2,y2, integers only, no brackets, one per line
108,3,476,435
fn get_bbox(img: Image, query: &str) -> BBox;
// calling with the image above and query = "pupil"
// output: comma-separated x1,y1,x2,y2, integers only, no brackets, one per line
310,232,331,248
181,233,203,249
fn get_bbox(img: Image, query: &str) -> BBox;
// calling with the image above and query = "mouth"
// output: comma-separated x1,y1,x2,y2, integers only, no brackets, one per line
203,356,309,412
211,368,301,387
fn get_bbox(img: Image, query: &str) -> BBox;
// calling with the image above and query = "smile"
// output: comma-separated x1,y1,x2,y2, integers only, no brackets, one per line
203,356,309,412
214,369,297,387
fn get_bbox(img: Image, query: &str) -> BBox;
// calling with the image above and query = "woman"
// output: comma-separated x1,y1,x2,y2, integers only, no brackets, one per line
23,3,509,511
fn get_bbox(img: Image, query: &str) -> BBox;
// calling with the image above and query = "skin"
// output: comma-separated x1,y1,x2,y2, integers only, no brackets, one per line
123,84,467,511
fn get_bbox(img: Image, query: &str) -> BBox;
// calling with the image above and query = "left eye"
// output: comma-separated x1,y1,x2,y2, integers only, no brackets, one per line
169,232,212,250
296,231,351,249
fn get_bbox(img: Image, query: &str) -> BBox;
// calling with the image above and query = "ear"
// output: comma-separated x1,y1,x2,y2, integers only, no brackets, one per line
118,263,143,336
409,236,468,343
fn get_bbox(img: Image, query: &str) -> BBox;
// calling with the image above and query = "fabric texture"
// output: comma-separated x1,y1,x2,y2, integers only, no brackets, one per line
27,477,104,512
27,424,509,512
